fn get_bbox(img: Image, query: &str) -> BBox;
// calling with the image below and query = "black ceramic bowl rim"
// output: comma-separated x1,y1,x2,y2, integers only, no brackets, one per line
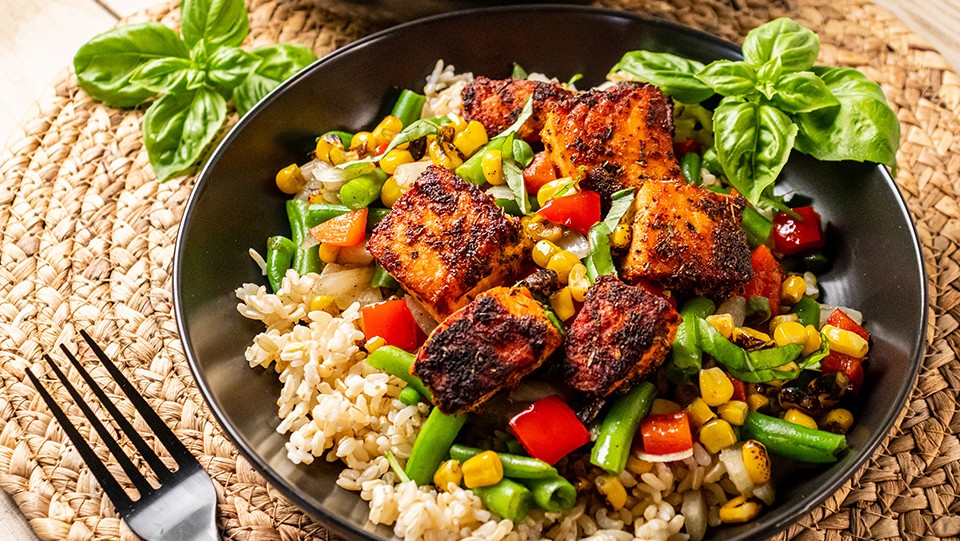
173,4,929,540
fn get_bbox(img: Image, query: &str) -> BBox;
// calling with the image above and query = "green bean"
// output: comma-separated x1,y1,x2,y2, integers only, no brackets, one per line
680,152,702,185
449,445,558,479
742,205,772,248
365,346,432,400
304,203,390,230
398,386,422,406
666,297,717,383
339,168,389,210
391,90,426,127
742,411,846,463
371,264,400,289
590,382,657,473
286,200,322,275
803,251,829,274
265,236,297,292
746,295,772,322
474,479,533,523
404,407,467,485
521,475,577,513
792,295,821,328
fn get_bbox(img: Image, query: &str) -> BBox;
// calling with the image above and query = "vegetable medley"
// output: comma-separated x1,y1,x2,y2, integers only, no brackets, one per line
256,18,896,540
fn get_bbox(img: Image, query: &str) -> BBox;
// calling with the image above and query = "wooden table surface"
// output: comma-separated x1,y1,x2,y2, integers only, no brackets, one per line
1,0,958,539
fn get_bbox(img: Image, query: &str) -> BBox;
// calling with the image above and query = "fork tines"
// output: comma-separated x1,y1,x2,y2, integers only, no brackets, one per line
25,330,197,512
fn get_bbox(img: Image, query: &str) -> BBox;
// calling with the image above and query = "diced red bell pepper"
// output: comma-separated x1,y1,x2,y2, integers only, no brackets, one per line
509,395,590,465
673,139,702,159
309,207,368,247
639,412,694,456
522,151,558,195
362,299,420,352
821,352,865,394
536,190,601,236
730,377,747,402
741,245,785,316
824,308,870,341
772,206,826,255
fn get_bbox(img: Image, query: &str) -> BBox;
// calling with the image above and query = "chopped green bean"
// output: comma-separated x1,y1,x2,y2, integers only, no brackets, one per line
742,205,773,247
304,203,390,230
742,411,846,463
398,386,422,406
286,200,322,275
666,297,717,382
404,407,467,485
590,382,657,473
371,264,400,289
792,296,821,328
474,479,532,523
521,475,577,513
340,168,388,209
365,346,432,400
265,236,297,292
391,90,426,127
449,445,557,479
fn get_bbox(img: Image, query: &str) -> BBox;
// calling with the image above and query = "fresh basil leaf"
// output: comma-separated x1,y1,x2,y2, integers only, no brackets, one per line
495,96,534,139
130,57,199,94
206,46,260,93
611,51,714,104
755,57,784,100
511,63,528,79
793,67,900,170
503,160,530,215
696,318,805,382
180,0,248,49
143,87,226,181
512,138,535,168
74,22,189,107
714,97,798,205
232,44,316,115
742,18,820,72
771,71,839,113
603,188,636,231
343,117,447,167
584,222,615,282
696,60,758,97
799,332,830,371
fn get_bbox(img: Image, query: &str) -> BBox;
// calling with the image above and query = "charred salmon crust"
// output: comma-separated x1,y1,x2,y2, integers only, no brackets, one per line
461,76,573,142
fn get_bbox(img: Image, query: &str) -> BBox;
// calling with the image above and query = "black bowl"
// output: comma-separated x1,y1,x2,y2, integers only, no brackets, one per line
174,5,928,540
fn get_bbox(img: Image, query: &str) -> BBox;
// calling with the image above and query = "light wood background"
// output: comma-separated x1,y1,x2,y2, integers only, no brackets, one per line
1,0,958,539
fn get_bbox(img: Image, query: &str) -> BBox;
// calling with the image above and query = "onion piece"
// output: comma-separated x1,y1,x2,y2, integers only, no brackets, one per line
818,303,864,329
404,295,438,335
393,160,431,191
752,481,776,505
338,243,374,266
632,448,694,463
556,231,590,259
682,489,708,541
317,264,380,310
719,446,755,497
486,185,514,201
301,235,320,250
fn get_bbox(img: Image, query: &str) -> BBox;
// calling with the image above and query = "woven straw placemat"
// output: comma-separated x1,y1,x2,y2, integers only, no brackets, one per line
0,0,957,539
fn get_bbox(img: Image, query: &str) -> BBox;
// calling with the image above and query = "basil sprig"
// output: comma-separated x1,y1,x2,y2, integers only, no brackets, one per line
74,0,317,181
610,18,899,205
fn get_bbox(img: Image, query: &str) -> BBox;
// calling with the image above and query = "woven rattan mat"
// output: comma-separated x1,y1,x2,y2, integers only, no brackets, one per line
1,0,957,539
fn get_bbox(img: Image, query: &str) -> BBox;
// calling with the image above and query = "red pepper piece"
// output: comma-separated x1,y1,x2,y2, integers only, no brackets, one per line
509,395,590,465
639,411,694,456
536,190,602,236
522,151,557,195
772,206,826,255
673,139,701,159
824,308,870,341
362,299,420,352
821,352,864,394
309,207,368,247
742,245,785,316
730,377,747,402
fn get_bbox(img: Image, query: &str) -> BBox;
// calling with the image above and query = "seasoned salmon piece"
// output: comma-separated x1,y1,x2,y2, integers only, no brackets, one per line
368,166,529,321
413,286,564,414
541,82,681,205
461,76,573,142
562,275,679,396
619,180,753,297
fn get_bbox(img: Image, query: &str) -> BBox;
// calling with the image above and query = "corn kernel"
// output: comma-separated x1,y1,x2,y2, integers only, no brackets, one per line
733,327,772,344
741,440,771,484
547,250,581,284
698,418,737,454
379,149,414,175
718,400,748,426
310,295,334,312
462,451,503,488
626,455,654,475
567,263,590,302
315,136,337,164
380,176,403,208
699,367,735,407
784,408,818,430
372,115,403,144
454,120,489,157
522,215,564,243
768,313,799,333
447,113,468,133
746,393,769,411
773,321,807,347
596,475,628,510
427,138,463,169
482,149,505,185
550,287,576,322
532,240,560,268
276,163,306,194
706,313,735,339
820,408,854,434
803,325,822,355
650,399,682,415
821,325,869,358
364,336,386,352
433,459,463,492
781,275,807,304
537,177,578,207
350,131,377,154
719,496,763,523
328,146,353,165
686,398,717,427
318,243,339,264
610,223,632,249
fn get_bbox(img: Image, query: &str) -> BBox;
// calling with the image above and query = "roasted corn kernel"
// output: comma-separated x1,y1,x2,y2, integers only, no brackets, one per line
315,134,343,163
610,223,632,249
328,146,353,165
718,400,749,426
427,138,463,169
706,313,735,339
482,149,505,185
380,176,403,208
773,321,807,347
364,336,386,352
379,149,414,175
433,459,463,492
550,287,576,322
567,263,590,302
719,496,763,523
780,275,807,304
537,177,578,207
350,131,377,154
532,240,560,268
372,115,403,144
276,163,306,194
820,408,854,434
547,250,581,284
698,418,737,454
768,313,799,333
686,397,717,427
700,367,735,407
522,215,564,243
462,450,503,488
821,325,869,358
596,475,628,510
454,120,489,157
651,399,683,415
746,393,770,411
310,295,334,312
733,326,772,344
626,455,654,475
803,325,823,355
318,243,340,264
784,408,818,430
742,440,771,485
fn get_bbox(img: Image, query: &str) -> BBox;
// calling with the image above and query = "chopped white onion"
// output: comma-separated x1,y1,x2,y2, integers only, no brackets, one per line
818,304,864,329
337,243,374,266
633,448,695,463
682,489,708,541
803,271,820,299
317,264,380,310
393,160,432,190
248,249,267,276
486,185,515,201
300,235,319,250
556,231,590,259
752,481,776,505
719,446,755,497
404,295,439,334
